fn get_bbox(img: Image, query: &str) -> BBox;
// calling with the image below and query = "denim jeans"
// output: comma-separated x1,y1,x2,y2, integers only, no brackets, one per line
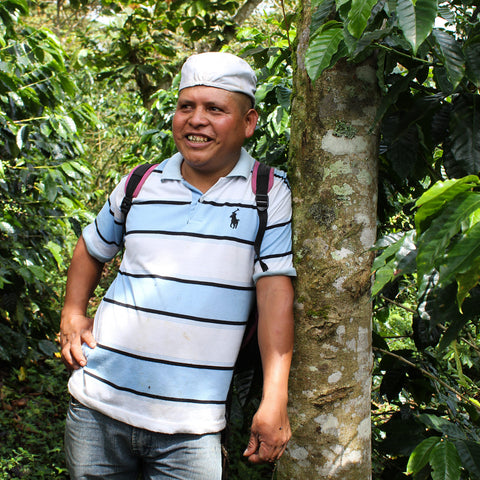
65,397,222,480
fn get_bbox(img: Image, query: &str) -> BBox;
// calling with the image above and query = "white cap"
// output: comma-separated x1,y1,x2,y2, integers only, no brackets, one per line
179,52,257,104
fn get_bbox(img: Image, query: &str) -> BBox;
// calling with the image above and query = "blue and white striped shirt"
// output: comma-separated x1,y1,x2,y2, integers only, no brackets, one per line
68,148,295,434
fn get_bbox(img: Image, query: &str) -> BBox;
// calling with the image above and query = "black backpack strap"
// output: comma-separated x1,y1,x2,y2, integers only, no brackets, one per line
252,162,273,272
120,163,156,218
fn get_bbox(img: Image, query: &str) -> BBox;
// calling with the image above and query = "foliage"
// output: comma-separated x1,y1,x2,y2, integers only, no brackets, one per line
371,177,480,479
304,0,480,216
0,358,70,479
304,0,480,477
59,0,259,107
0,0,97,365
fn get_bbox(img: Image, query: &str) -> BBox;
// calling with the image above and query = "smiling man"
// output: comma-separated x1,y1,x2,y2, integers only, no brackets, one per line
60,52,295,480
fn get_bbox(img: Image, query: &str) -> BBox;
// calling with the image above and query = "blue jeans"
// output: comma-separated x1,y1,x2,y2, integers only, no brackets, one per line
65,397,222,480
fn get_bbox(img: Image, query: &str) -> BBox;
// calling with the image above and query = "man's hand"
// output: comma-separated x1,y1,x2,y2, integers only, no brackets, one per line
243,399,291,464
60,312,96,370
59,235,103,370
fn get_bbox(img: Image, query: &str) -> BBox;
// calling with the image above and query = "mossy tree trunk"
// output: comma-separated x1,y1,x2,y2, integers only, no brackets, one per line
278,2,381,479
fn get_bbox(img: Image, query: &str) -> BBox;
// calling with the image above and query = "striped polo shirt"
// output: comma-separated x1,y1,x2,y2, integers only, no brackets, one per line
68,148,295,434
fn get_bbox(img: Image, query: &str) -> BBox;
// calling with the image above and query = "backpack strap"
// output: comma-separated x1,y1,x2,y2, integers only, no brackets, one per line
120,163,158,218
252,161,274,272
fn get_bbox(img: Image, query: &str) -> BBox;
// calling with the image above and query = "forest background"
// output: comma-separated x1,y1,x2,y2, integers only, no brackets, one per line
0,0,479,478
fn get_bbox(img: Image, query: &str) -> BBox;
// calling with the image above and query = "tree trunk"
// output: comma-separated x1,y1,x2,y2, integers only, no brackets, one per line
278,2,380,479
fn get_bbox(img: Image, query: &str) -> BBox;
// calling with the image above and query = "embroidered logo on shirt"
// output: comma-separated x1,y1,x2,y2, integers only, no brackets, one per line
230,209,240,229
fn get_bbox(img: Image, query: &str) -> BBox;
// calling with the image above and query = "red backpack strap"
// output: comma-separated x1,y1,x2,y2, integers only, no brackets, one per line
251,160,274,194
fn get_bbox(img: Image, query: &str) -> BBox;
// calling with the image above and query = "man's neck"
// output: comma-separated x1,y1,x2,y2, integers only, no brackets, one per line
180,160,237,193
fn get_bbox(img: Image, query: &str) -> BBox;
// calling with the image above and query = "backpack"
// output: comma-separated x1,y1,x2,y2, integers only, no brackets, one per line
120,161,274,272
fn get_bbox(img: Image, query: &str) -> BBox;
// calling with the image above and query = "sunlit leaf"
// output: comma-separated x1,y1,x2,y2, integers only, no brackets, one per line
416,193,480,292
0,221,15,235
415,176,480,232
407,436,441,474
305,22,344,81
46,241,63,269
15,124,28,150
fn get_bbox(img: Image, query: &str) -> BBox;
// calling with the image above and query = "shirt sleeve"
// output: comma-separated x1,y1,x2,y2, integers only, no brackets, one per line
82,178,128,263
253,170,296,282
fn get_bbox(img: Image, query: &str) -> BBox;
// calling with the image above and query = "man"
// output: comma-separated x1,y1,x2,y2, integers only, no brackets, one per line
60,51,295,479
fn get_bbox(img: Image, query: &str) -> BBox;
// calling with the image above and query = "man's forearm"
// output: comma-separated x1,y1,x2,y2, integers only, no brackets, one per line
256,275,294,402
62,235,104,316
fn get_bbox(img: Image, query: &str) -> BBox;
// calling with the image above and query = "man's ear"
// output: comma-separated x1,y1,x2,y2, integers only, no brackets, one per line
244,109,259,139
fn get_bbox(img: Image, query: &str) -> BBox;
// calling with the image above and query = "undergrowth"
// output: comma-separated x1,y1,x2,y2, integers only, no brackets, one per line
0,357,70,479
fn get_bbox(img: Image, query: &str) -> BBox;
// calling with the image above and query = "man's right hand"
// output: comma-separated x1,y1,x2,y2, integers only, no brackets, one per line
60,312,96,370
59,235,104,370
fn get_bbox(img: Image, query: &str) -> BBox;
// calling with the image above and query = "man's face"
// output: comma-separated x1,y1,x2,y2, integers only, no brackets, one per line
172,86,258,179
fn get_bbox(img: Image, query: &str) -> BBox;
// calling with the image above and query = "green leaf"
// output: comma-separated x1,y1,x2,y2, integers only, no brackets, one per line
311,0,336,33
46,241,63,269
275,86,291,110
396,0,437,54
407,436,441,474
438,220,480,287
415,176,480,233
455,255,480,308
370,70,418,131
454,439,480,479
372,231,416,296
38,339,58,356
43,173,58,202
439,315,469,350
432,29,465,90
347,0,378,38
417,414,467,440
416,192,480,291
449,96,480,176
305,22,345,81
430,440,461,480
465,35,480,88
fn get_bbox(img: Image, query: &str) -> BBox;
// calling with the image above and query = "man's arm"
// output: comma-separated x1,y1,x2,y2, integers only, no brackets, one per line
243,275,294,464
60,235,104,370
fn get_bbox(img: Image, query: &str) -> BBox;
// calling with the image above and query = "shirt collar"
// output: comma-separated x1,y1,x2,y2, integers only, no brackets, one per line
161,148,255,182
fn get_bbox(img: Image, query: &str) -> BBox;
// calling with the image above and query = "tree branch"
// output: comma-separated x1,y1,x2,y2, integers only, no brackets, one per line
374,347,480,413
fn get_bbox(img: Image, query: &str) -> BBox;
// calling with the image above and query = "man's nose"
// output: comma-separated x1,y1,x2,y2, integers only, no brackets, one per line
188,107,208,125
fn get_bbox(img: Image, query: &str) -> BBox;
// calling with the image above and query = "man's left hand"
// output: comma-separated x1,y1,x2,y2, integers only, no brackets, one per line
243,400,291,464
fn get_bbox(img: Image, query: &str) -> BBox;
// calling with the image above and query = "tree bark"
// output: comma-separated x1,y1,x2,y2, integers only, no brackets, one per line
278,2,380,479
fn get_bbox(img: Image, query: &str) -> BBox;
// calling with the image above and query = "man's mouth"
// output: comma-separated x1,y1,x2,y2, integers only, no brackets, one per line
187,135,210,143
